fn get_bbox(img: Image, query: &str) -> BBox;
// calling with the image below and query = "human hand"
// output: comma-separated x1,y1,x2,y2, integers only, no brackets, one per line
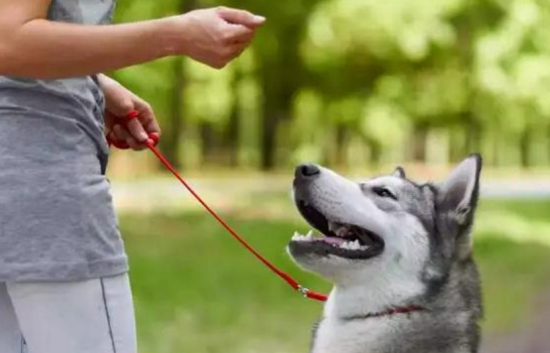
165,7,265,69
99,75,161,151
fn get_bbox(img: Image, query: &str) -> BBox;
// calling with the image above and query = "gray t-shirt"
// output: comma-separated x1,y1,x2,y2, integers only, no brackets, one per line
0,0,128,281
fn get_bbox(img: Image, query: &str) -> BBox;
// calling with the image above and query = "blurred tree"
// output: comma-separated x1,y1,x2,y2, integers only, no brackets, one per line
167,0,197,168
114,0,192,168
113,0,550,171
219,0,331,170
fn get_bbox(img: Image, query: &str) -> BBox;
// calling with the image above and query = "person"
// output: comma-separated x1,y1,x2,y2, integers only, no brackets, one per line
0,1,265,353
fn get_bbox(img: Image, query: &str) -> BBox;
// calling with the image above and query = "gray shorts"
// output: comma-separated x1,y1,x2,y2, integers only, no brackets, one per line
0,274,137,353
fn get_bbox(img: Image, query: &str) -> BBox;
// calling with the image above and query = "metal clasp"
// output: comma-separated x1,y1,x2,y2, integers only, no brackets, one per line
298,286,310,298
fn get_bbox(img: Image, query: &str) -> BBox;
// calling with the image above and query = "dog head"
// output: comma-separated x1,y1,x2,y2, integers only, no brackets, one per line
288,155,482,289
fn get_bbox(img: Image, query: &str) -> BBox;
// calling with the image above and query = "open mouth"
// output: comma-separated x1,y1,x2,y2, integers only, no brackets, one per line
289,200,385,260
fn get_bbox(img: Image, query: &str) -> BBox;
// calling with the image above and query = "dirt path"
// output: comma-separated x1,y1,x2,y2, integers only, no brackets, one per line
483,287,550,353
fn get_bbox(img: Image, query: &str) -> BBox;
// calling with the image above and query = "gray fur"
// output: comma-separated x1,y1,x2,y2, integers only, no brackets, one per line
289,155,483,353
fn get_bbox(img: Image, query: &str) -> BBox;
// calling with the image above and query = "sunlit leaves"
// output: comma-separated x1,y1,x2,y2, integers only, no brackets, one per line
113,0,550,168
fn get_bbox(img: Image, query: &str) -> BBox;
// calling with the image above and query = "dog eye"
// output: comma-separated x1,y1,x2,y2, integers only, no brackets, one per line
373,187,396,200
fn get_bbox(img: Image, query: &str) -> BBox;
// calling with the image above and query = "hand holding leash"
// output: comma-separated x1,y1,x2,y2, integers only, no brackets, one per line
107,110,160,150
108,111,328,302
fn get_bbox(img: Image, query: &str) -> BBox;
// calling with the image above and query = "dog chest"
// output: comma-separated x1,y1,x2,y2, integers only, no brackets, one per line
311,318,390,353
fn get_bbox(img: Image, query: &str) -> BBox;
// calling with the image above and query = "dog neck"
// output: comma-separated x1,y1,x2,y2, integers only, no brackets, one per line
324,274,426,320
340,304,424,321
313,286,429,353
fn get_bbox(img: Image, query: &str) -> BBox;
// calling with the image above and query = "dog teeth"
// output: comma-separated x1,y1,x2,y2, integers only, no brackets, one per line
291,230,315,242
340,240,363,251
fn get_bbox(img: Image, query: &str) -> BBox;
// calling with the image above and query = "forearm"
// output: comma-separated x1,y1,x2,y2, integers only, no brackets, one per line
0,18,179,79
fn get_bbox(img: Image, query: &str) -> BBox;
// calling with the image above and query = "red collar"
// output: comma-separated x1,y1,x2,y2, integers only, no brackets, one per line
343,304,425,321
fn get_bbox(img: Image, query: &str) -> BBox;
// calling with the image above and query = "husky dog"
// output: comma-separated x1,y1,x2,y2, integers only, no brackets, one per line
288,155,483,353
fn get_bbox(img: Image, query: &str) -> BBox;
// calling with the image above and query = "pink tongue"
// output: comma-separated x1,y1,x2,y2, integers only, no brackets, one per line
319,236,345,245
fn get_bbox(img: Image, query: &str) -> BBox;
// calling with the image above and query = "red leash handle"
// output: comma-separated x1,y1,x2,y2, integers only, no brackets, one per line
108,111,328,303
107,111,160,149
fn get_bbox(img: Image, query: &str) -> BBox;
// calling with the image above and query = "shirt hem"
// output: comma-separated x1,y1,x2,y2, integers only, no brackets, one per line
0,255,129,282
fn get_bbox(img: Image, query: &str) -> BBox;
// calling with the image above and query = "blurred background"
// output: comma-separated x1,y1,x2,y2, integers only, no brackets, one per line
110,0,550,352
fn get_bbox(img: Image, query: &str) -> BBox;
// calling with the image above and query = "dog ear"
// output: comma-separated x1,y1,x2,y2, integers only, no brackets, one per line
392,167,406,179
437,155,482,258
439,155,482,219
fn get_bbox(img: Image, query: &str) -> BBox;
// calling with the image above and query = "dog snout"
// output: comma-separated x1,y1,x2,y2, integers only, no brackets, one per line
295,163,321,179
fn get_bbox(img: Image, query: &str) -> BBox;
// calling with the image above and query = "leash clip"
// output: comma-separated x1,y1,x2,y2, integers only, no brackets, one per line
297,286,310,298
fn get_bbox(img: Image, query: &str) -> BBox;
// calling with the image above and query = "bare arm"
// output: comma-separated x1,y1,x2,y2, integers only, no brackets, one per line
0,0,265,79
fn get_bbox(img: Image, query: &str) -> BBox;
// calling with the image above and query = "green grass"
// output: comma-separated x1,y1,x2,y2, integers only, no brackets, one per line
475,199,550,333
121,199,550,353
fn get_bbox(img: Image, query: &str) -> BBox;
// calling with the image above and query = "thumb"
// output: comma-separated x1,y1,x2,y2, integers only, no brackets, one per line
217,7,265,28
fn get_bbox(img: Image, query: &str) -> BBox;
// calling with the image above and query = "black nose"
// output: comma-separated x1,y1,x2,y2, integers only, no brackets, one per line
296,163,320,178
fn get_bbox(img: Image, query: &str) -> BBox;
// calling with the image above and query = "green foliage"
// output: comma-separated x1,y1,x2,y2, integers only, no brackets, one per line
114,0,550,169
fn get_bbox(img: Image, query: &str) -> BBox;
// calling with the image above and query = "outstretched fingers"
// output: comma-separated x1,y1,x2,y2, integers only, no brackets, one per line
216,7,265,28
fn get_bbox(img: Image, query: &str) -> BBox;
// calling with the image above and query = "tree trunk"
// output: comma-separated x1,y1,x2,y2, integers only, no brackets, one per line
520,126,532,169
226,106,239,167
224,68,243,167
164,0,197,168
465,117,480,154
200,121,217,165
259,70,290,171
260,109,279,170
165,57,185,168
334,125,349,167
258,24,305,171
492,129,500,167
448,127,463,163
412,124,429,162
370,141,382,166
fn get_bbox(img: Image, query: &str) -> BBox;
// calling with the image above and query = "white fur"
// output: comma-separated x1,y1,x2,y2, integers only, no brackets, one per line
312,315,393,353
289,159,482,353
289,168,431,352
291,168,429,306
312,215,429,353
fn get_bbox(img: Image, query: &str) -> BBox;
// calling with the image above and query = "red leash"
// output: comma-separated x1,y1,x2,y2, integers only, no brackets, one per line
108,111,328,302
